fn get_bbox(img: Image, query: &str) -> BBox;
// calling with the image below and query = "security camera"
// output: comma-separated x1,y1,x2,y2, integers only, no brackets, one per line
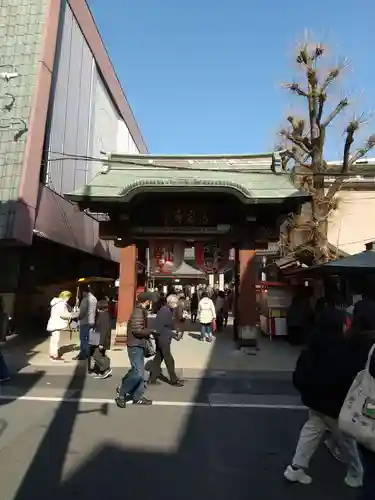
0,72,19,82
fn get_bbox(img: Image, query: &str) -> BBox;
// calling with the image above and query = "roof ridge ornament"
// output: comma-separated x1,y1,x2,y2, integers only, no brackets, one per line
272,152,283,174
101,152,111,174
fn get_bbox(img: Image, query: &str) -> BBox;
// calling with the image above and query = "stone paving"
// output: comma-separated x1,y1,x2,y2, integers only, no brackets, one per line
2,318,301,378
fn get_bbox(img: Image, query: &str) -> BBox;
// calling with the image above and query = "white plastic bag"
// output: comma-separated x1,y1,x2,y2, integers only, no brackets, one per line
339,343,375,452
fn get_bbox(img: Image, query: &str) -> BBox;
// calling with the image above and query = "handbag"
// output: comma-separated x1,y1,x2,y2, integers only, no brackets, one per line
338,343,375,452
144,338,156,358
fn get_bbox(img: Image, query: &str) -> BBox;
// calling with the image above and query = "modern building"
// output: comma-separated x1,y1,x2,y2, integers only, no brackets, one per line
0,0,146,324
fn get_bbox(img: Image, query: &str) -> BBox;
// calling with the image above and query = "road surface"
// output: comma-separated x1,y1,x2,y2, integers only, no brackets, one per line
0,367,358,500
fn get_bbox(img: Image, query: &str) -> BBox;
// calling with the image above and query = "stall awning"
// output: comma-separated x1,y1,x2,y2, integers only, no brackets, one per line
151,261,206,279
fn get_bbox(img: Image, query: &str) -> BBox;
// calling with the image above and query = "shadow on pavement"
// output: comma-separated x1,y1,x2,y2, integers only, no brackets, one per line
13,362,87,500
8,314,357,500
0,369,46,409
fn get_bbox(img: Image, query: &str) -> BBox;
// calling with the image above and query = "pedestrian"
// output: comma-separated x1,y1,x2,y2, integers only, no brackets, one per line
190,292,198,323
115,291,155,408
149,294,184,387
215,290,226,330
285,292,363,488
46,290,74,361
88,297,112,379
0,342,10,382
197,292,216,342
74,284,97,360
174,293,188,340
286,288,313,345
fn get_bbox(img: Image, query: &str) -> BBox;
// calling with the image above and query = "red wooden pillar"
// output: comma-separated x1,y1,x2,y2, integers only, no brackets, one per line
237,246,259,348
116,244,137,344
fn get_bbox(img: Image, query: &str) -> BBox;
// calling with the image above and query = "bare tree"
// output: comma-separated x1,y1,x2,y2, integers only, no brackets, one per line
279,42,375,262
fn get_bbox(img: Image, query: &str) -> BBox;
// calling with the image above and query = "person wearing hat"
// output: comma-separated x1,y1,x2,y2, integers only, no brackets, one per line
46,290,74,361
115,291,155,408
148,294,184,387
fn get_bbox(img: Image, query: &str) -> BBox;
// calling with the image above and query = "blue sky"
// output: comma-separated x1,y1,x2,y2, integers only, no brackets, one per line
88,0,374,158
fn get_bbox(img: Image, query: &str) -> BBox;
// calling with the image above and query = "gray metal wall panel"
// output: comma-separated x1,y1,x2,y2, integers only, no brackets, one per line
74,43,93,189
46,3,73,194
47,3,93,195
61,15,84,194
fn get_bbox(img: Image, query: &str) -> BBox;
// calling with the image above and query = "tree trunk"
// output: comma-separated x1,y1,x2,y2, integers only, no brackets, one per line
311,157,330,262
311,195,329,262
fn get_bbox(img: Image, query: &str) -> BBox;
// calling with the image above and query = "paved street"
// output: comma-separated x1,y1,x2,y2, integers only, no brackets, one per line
0,368,359,500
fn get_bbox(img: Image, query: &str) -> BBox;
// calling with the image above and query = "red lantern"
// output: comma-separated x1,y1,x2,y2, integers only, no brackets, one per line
194,243,230,273
149,240,185,273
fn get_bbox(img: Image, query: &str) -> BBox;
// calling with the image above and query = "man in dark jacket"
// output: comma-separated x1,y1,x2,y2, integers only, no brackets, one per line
115,292,154,408
285,295,363,488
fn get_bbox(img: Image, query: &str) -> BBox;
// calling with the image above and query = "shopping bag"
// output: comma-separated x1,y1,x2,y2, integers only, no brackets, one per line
339,343,375,452
144,338,156,358
212,319,217,332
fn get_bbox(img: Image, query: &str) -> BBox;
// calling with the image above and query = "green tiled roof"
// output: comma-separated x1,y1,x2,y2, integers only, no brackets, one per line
65,153,309,204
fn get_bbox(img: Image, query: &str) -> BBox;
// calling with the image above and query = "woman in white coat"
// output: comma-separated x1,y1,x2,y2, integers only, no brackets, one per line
198,292,216,342
46,291,73,361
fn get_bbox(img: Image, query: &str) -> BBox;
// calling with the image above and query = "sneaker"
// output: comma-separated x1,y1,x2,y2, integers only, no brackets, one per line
115,397,127,409
344,475,363,488
284,465,312,485
133,397,152,405
324,438,344,462
94,368,112,379
50,356,64,362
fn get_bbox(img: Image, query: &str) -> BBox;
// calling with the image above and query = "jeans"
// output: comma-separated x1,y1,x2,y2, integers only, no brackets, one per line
0,350,10,380
292,410,363,480
118,346,145,401
359,445,375,500
200,323,212,340
79,324,92,357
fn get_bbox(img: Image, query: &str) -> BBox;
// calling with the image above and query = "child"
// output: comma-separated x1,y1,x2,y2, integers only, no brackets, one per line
88,299,112,379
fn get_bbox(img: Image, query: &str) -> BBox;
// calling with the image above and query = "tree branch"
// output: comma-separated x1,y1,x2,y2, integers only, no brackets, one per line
279,129,311,155
280,149,312,169
349,134,375,166
320,61,348,93
324,128,375,201
283,82,308,98
322,98,349,128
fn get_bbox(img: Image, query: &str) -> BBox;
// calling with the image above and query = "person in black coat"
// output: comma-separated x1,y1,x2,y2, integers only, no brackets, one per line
286,289,313,345
90,299,112,379
190,292,199,323
285,293,364,488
